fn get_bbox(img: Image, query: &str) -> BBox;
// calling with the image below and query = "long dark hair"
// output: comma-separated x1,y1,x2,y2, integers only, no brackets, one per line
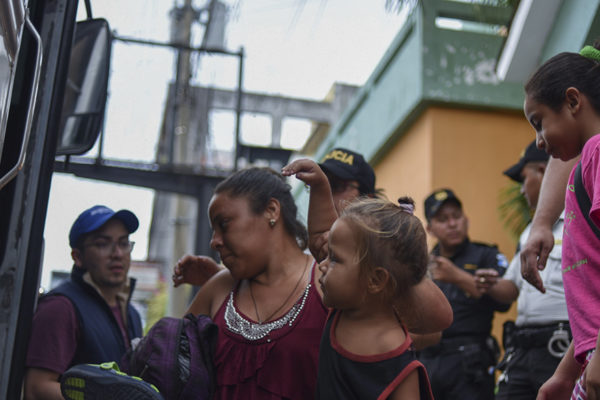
215,167,308,249
525,42,600,113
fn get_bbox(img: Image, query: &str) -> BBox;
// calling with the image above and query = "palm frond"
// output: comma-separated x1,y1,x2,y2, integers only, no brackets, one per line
498,182,531,241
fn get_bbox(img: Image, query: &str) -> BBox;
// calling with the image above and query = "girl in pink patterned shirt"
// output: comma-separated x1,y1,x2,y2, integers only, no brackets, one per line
524,42,600,400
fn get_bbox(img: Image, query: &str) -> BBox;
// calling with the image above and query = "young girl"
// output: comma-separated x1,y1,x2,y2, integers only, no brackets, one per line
283,159,445,400
523,43,600,399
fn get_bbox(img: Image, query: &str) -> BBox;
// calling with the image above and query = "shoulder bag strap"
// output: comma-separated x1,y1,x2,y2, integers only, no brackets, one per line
574,162,600,240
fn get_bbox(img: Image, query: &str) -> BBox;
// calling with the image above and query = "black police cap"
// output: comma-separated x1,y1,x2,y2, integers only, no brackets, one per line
424,188,462,222
503,140,549,183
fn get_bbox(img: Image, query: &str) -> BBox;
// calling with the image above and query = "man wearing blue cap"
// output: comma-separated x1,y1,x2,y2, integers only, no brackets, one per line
24,205,143,400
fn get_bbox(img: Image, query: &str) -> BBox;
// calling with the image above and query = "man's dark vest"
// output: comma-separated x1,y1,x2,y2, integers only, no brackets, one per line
47,267,143,368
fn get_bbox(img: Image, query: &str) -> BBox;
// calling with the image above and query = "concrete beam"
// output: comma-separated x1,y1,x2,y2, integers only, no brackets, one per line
196,87,335,123
496,0,562,83
54,156,226,197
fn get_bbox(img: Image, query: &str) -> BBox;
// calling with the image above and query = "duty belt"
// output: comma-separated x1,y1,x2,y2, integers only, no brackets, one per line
513,321,571,358
419,335,487,356
513,322,570,347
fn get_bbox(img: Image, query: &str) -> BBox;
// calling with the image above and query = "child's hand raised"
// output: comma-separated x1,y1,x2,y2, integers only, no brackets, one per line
282,158,329,188
283,158,338,263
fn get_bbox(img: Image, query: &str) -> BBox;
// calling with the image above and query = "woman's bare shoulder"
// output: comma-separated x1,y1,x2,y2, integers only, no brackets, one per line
186,269,235,317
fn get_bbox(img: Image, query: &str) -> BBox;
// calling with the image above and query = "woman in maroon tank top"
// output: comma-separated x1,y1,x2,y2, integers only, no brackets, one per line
182,167,327,399
175,165,451,399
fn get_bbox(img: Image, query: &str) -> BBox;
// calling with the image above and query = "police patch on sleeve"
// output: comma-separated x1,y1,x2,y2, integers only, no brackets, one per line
496,253,508,268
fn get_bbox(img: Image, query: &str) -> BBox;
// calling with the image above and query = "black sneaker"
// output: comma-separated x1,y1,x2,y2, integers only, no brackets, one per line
61,362,163,400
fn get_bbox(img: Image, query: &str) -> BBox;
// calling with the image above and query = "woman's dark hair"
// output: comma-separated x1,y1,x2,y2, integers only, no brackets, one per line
340,196,428,300
215,167,308,249
525,41,600,113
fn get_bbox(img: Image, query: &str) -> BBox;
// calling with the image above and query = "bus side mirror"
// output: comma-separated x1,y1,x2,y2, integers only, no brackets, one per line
56,18,111,156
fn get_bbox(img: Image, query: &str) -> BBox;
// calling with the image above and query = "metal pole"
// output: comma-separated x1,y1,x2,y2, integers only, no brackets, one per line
113,35,239,56
84,0,93,19
234,47,244,171
168,0,196,317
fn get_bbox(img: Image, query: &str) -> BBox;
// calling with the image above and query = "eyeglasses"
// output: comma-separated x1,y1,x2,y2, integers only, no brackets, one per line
328,179,360,194
84,240,135,255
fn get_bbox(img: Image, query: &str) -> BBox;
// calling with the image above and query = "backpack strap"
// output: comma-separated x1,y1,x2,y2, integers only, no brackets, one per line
574,162,600,240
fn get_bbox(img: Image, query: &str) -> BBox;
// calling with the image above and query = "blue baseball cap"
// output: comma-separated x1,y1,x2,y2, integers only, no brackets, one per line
69,205,139,248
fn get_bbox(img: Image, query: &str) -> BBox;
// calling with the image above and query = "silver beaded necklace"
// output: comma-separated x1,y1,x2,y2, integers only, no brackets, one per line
224,282,312,341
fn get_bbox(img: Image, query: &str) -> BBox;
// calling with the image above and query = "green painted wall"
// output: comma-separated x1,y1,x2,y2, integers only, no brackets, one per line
294,0,524,211
294,0,600,215
543,0,600,59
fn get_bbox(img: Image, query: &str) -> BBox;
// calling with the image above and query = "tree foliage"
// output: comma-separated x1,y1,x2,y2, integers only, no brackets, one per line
498,182,531,241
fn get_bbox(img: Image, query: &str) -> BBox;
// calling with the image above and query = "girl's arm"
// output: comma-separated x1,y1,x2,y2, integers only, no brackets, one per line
282,159,338,261
521,156,577,293
537,341,580,399
583,331,600,399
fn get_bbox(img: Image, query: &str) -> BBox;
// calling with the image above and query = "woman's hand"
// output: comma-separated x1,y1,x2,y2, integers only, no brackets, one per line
173,255,223,287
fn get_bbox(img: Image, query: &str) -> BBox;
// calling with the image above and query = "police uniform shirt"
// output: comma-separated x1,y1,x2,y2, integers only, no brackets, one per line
503,213,568,327
431,238,509,339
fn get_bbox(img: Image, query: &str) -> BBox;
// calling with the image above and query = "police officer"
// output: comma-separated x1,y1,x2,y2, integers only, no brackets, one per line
318,147,377,213
418,189,509,400
475,140,570,400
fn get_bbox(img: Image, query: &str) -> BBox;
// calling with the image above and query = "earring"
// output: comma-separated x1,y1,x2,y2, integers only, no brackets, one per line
269,219,276,227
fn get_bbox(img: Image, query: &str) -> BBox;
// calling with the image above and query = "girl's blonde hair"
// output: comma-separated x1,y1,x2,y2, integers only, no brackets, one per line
339,196,428,301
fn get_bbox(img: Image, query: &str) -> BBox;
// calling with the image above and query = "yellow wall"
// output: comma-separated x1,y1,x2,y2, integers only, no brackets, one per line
375,105,536,346
376,110,434,212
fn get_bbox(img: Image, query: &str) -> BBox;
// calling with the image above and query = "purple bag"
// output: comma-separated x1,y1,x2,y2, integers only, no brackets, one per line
121,313,217,400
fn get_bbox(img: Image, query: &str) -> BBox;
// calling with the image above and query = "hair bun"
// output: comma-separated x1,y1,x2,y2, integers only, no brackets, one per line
397,196,415,215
